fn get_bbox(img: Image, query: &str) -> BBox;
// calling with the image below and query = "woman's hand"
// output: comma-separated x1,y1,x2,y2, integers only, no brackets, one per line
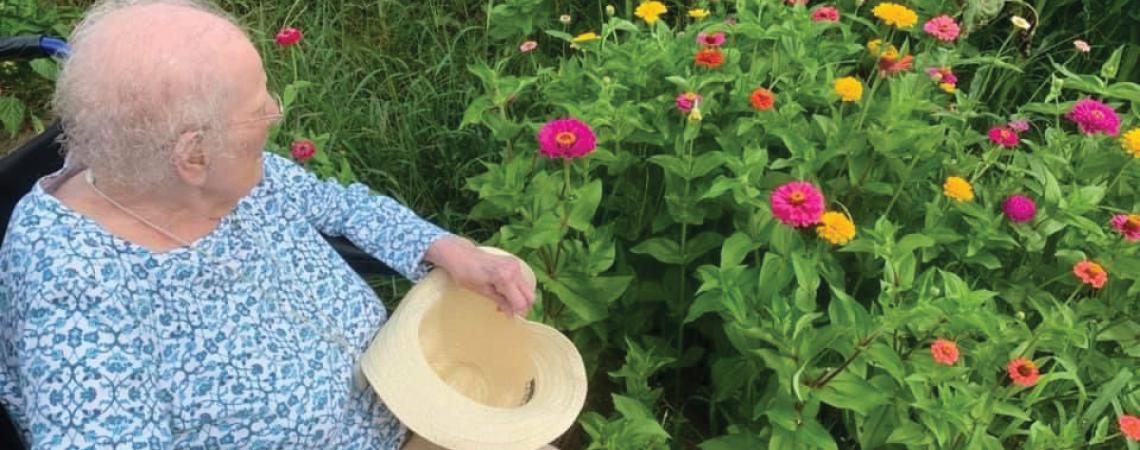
424,236,535,316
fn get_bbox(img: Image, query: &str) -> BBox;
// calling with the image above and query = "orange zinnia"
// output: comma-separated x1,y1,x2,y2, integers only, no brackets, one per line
930,339,959,366
1073,260,1108,289
1007,358,1039,387
878,54,913,77
694,48,724,68
749,88,775,111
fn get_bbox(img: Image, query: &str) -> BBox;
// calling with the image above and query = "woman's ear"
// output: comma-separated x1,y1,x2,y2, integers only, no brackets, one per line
172,130,209,186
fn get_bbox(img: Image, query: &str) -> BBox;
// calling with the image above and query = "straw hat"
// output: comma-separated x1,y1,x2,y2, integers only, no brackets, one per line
360,247,587,450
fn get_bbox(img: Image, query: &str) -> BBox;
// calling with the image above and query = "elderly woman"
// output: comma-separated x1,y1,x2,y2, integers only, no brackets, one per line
0,1,535,449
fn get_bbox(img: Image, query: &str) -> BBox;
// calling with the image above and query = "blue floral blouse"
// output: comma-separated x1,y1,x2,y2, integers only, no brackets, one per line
0,152,451,449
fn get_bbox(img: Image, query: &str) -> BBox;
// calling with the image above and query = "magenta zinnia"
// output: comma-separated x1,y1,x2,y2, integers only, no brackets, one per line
1002,195,1037,223
1065,98,1121,136
676,92,701,114
988,126,1020,148
696,31,726,47
537,118,597,159
770,181,825,227
811,6,840,22
1110,214,1140,241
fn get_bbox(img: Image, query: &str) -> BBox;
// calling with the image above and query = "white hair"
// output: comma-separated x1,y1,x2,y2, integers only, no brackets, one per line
54,0,250,189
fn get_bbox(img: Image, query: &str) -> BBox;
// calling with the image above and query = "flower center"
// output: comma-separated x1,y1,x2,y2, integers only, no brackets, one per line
1001,129,1013,139
1084,265,1104,276
555,131,577,147
1126,216,1140,231
1017,364,1034,376
1091,110,1104,120
789,191,806,205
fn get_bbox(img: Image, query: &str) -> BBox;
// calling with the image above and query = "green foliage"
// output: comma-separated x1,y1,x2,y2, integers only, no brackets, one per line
465,0,1140,448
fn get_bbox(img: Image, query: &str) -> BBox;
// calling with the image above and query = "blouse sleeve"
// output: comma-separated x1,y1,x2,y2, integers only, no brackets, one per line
4,265,171,450
263,153,452,281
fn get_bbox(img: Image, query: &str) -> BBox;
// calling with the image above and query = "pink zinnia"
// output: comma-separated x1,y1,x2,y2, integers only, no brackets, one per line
811,6,840,22
676,92,701,113
930,339,959,366
925,67,958,85
291,139,316,162
519,40,538,53
537,118,597,159
1008,119,1030,133
988,126,1020,148
1002,195,1037,223
1065,98,1121,136
696,32,726,47
785,0,808,4
770,181,825,227
1110,214,1140,241
275,27,303,47
923,15,960,42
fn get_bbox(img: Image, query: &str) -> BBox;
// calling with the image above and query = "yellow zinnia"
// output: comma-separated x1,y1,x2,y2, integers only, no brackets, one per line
939,83,956,93
817,212,856,245
1121,128,1140,158
872,2,918,29
571,31,599,42
635,1,668,25
943,176,974,202
688,8,710,19
834,77,863,102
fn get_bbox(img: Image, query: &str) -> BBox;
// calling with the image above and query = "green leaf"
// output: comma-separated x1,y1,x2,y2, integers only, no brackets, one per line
1101,46,1124,80
569,180,603,231
886,421,930,445
281,80,313,111
459,96,494,129
814,371,889,416
1079,368,1132,434
699,433,765,450
0,97,26,136
720,232,758,268
895,233,936,258
29,58,59,81
631,237,683,264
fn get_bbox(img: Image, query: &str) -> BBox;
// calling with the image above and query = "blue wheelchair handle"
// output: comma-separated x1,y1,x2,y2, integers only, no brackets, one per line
0,35,70,60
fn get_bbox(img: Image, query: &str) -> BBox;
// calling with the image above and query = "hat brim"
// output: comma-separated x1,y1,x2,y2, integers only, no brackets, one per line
361,260,587,450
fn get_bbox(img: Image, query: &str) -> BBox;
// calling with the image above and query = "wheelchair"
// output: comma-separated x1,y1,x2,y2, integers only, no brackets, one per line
0,35,398,449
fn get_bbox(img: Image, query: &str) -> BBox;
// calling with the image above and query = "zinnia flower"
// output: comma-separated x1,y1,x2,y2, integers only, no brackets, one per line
1073,260,1108,289
1002,195,1037,223
519,40,538,53
770,181,826,228
878,53,914,77
943,176,974,202
559,14,572,25
1007,358,1039,387
988,126,1020,148
749,88,775,111
1121,415,1140,441
816,211,856,244
930,339,959,366
924,15,960,42
635,1,668,25
1008,119,1030,133
1066,98,1121,136
696,31,726,47
1010,15,1031,30
676,92,701,114
867,39,898,59
537,118,597,159
1073,40,1091,53
291,140,316,162
572,32,599,42
275,27,302,47
785,0,808,4
872,2,918,29
1110,214,1140,241
688,8,710,19
811,6,840,22
694,48,725,68
834,77,863,102
1121,128,1140,157
926,67,958,85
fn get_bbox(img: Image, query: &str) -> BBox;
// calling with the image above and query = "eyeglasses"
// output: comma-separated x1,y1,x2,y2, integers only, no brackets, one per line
227,92,284,128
